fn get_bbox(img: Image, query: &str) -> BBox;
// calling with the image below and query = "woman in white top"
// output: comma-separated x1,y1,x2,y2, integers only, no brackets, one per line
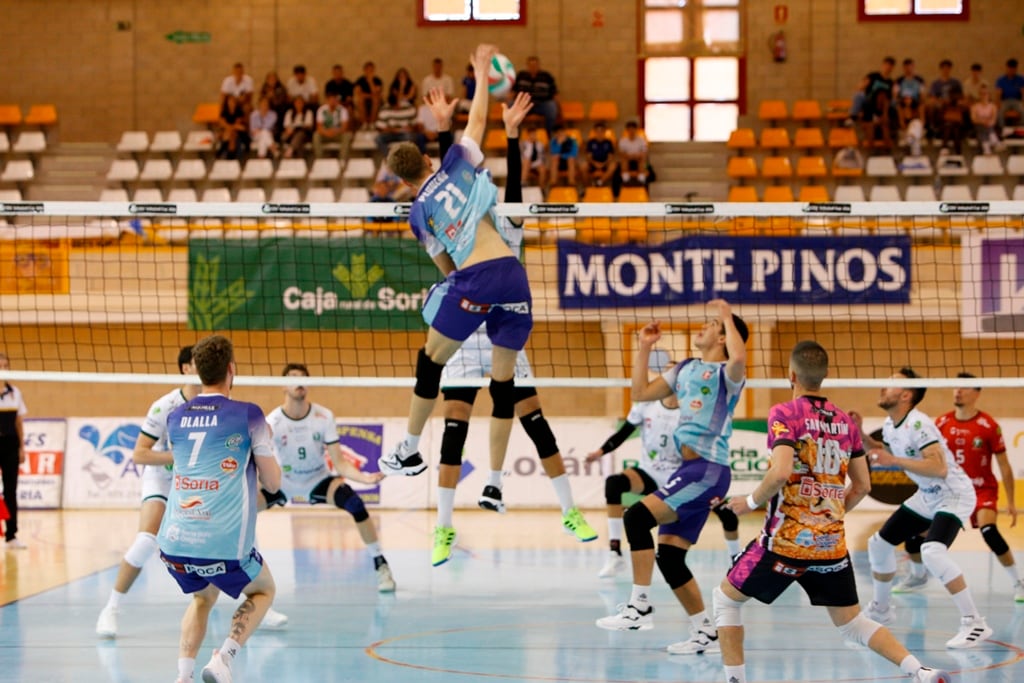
282,96,315,158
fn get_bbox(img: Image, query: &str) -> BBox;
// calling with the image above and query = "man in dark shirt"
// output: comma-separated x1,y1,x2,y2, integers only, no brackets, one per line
354,61,384,129
325,64,354,110
513,56,559,135
996,58,1024,129
584,121,617,190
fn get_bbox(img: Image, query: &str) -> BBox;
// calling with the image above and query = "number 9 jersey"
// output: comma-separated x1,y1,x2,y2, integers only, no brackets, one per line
265,403,339,502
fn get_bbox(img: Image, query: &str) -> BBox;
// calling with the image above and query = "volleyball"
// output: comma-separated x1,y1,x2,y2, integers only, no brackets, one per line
488,53,516,98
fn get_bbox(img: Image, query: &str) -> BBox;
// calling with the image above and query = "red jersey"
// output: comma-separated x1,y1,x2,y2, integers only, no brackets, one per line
935,410,1005,491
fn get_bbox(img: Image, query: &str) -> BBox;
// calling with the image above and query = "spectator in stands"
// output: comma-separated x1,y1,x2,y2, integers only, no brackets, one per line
259,72,290,133
415,99,441,151
925,59,962,139
618,120,648,187
370,161,413,220
860,56,896,150
547,124,579,191
940,88,967,154
220,62,254,111
217,95,249,159
963,63,987,105
995,58,1024,129
249,97,279,159
513,56,559,135
287,65,319,107
422,58,455,101
313,92,351,159
324,64,355,110
282,96,315,159
972,83,1002,154
583,121,617,190
895,58,925,107
521,127,547,188
355,61,384,129
389,67,418,107
896,94,924,157
375,94,419,157
459,63,476,112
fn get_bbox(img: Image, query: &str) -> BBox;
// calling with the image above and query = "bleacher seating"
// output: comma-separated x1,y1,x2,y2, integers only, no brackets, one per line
117,131,150,156
13,131,47,154
151,131,183,156
173,159,207,184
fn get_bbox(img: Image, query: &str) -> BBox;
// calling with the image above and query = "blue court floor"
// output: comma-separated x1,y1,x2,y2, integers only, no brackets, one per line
2,530,1023,683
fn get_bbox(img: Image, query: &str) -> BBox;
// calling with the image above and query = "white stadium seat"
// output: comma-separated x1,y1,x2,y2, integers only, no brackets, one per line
971,154,1005,177
343,158,376,183
0,160,34,183
200,187,233,203
150,131,184,154
339,187,370,203
0,188,23,202
1013,185,1024,201
898,155,933,176
275,159,308,181
106,159,140,183
309,158,342,182
269,187,302,204
937,154,968,177
139,159,174,182
183,130,215,153
99,188,130,202
173,158,207,183
868,185,901,202
1005,156,1024,176
0,132,9,154
166,188,198,203
976,184,1009,201
305,187,336,203
865,156,897,177
236,187,267,203
484,157,508,179
116,131,150,155
13,131,47,154
208,160,241,183
905,185,937,202
241,158,274,181
833,185,866,202
939,184,972,201
132,187,165,203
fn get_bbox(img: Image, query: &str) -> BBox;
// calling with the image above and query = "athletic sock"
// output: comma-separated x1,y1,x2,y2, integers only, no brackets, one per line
220,638,241,664
404,433,420,452
107,590,124,609
723,664,746,683
1002,563,1020,585
872,578,892,608
366,541,382,561
488,470,503,489
726,538,741,557
899,655,923,676
629,584,651,609
950,586,980,619
549,474,574,514
437,487,456,528
608,517,624,543
689,609,712,631
177,657,195,681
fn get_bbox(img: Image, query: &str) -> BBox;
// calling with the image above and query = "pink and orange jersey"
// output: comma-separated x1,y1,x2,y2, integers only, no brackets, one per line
935,410,1006,492
760,395,865,561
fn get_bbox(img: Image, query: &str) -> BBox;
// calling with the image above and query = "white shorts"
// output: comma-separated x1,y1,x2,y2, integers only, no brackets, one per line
442,328,533,385
280,471,331,503
140,464,173,502
902,485,976,529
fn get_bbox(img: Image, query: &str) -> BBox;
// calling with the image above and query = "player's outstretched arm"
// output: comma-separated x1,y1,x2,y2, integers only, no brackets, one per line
326,443,386,485
132,433,172,466
464,43,498,147
728,442,794,514
994,450,1017,527
631,321,672,402
585,421,639,462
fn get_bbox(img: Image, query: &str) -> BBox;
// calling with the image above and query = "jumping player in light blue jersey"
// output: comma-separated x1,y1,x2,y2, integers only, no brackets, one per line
597,300,748,659
158,335,282,683
380,45,534,522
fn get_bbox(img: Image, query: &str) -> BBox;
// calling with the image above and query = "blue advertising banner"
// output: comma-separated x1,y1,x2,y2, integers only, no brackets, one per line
557,235,912,309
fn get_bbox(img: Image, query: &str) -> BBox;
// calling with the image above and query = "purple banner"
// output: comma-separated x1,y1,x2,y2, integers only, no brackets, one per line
334,423,383,504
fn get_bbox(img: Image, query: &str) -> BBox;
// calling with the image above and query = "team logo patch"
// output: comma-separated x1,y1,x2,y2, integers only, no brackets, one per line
771,561,805,577
689,399,703,411
220,457,239,474
179,496,203,509
913,421,921,430
972,437,983,448
702,370,714,380
700,386,711,395
771,420,790,438
224,433,243,451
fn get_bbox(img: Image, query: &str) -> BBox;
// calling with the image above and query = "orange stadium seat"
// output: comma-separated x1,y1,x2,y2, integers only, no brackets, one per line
794,127,825,150
828,127,858,148
618,186,649,202
727,186,758,202
792,100,822,123
560,101,585,123
761,156,793,179
192,102,221,126
24,104,57,127
727,156,757,180
484,128,508,153
588,100,619,121
0,105,22,128
565,128,584,147
758,100,789,123
798,185,830,202
488,102,504,122
826,99,852,122
727,128,756,152
547,186,579,203
759,127,791,150
763,185,795,202
797,156,828,179
582,186,614,203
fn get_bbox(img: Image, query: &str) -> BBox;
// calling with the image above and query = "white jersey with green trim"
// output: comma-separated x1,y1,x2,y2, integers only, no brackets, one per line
881,407,974,496
266,403,338,500
626,400,683,488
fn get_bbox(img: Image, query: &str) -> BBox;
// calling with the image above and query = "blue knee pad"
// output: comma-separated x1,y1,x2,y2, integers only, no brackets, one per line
334,484,369,523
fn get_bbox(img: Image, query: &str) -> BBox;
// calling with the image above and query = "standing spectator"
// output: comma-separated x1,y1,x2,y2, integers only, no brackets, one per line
972,84,1001,154
962,63,988,105
0,352,27,550
313,92,351,159
375,95,419,157
259,72,290,133
282,97,315,159
925,59,963,139
513,56,560,135
459,63,476,112
520,127,547,188
324,64,354,109
286,65,319,107
421,58,454,101
217,95,249,159
547,124,579,190
895,58,926,107
583,121,617,190
618,120,648,186
995,58,1024,129
389,67,418,107
355,61,384,129
220,62,254,110
250,97,279,159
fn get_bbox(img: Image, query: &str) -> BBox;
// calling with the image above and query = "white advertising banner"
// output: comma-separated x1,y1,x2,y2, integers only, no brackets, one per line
0,419,66,509
63,417,145,508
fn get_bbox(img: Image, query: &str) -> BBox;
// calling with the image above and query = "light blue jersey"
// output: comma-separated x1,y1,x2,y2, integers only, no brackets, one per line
661,359,745,467
158,393,273,561
409,138,503,268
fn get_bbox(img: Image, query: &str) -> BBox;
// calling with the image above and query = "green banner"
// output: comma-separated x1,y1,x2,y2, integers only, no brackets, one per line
188,237,438,330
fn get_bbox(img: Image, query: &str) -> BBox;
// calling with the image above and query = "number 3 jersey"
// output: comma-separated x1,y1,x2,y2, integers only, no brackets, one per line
265,403,339,500
761,395,865,561
625,401,683,488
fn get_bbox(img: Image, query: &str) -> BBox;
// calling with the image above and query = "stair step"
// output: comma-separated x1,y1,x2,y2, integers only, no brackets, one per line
27,184,101,201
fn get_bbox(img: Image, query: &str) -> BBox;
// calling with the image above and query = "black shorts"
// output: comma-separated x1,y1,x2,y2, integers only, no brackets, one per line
629,467,660,496
726,542,858,607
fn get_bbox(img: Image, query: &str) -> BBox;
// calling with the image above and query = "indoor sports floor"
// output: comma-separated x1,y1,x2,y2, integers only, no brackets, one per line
2,508,1023,682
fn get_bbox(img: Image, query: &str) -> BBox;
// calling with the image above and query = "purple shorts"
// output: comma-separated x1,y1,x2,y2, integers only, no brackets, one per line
422,256,533,351
653,459,731,544
161,547,263,599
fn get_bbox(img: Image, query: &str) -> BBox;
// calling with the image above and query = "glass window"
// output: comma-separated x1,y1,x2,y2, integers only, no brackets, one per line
645,104,691,142
421,0,524,24
693,103,738,141
861,0,967,20
645,9,685,45
645,57,690,102
915,0,962,13
694,57,738,100
701,9,740,46
863,0,911,13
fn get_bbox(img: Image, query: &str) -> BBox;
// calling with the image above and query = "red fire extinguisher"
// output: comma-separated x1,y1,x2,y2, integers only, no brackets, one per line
770,30,787,63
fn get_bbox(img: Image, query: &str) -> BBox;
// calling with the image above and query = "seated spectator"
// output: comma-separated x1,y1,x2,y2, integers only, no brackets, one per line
389,67,418,107
249,97,279,159
422,58,454,101
415,99,441,151
282,97,315,159
324,64,355,110
618,120,648,186
894,58,925,106
520,127,547,188
355,61,384,129
972,83,1002,154
995,58,1024,128
458,63,476,113
259,72,291,131
547,124,579,190
583,122,617,189
371,162,413,220
217,95,249,159
896,95,924,156
925,59,962,138
375,94,419,157
845,75,870,125
513,56,559,134
940,88,967,154
221,62,254,111
860,56,896,149
286,65,319,106
314,92,351,159
963,63,987,105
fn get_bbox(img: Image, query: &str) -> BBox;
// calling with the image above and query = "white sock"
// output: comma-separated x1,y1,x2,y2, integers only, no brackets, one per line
366,541,382,561
404,433,420,451
689,609,713,631
220,637,241,663
549,474,574,514
1002,563,1020,585
107,590,125,609
488,470,503,489
608,517,624,542
437,487,456,528
629,584,650,608
950,586,980,619
910,561,928,579
726,538,740,557
899,655,922,676
723,664,746,683
178,657,195,680
872,578,892,607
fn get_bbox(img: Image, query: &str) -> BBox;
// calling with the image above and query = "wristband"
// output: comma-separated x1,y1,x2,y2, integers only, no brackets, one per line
746,493,759,510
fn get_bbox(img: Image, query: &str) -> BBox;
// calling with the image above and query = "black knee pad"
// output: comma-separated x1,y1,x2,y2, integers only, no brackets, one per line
981,524,1011,556
655,544,694,590
489,378,516,419
513,385,538,402
713,502,739,533
623,503,658,552
440,419,469,466
905,534,924,555
333,484,369,523
605,473,631,505
414,348,445,400
520,409,559,459
443,386,479,404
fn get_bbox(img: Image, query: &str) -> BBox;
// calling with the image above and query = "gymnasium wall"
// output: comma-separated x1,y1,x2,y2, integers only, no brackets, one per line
2,1,1022,142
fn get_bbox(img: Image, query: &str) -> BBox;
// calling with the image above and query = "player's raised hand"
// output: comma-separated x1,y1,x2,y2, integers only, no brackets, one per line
638,321,662,347
502,91,533,135
472,44,499,76
708,298,732,319
424,87,458,131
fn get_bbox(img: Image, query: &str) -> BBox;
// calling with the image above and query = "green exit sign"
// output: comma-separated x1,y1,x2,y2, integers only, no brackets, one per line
166,31,211,44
